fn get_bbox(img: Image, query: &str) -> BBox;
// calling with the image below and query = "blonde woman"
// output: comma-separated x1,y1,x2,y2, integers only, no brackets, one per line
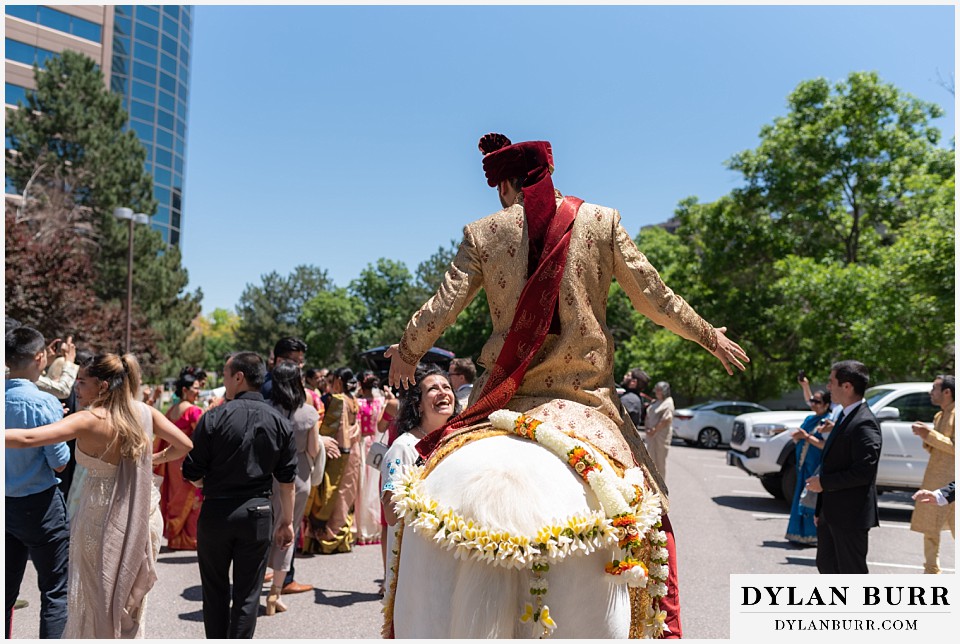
6,353,193,638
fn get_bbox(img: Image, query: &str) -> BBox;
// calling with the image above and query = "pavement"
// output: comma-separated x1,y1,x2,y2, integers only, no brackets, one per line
9,440,954,639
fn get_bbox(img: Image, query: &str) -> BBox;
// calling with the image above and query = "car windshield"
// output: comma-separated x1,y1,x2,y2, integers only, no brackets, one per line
686,403,711,410
865,388,894,410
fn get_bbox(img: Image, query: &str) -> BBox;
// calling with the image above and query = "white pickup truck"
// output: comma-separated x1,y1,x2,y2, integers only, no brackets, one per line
726,382,938,501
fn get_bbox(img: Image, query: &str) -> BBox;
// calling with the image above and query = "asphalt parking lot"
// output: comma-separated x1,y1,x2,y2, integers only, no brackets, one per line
9,438,953,639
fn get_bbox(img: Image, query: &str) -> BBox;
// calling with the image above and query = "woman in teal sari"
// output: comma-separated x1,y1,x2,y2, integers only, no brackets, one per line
785,390,832,545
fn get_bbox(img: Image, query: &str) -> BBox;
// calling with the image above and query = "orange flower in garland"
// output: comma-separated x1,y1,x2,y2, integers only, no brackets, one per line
566,446,601,480
512,414,542,440
612,512,643,550
604,557,648,576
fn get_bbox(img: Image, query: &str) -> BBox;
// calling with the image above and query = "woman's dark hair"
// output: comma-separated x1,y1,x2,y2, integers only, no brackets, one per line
272,361,306,413
305,368,322,380
396,364,461,435
811,389,831,407
175,371,198,399
360,370,380,392
335,367,358,397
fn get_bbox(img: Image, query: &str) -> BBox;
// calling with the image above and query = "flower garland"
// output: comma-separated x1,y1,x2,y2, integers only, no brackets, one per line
390,410,669,638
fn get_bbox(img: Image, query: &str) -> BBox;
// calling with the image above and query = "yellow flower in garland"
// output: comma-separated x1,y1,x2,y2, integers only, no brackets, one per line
539,606,557,632
520,602,535,624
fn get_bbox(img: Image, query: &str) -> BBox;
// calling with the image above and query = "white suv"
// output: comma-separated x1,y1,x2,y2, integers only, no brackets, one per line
726,382,938,501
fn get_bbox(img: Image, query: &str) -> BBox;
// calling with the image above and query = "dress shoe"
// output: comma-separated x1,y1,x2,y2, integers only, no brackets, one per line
281,581,313,595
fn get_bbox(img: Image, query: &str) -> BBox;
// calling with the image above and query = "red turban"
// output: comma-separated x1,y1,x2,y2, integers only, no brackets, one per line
478,133,557,273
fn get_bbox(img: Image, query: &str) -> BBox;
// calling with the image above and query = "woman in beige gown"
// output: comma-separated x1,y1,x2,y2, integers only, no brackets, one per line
5,353,192,638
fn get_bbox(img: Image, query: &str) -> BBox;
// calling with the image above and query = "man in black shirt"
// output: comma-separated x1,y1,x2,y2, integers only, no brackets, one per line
620,368,651,429
183,352,297,639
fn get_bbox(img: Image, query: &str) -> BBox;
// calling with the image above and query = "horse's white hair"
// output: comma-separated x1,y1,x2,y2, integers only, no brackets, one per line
393,434,631,638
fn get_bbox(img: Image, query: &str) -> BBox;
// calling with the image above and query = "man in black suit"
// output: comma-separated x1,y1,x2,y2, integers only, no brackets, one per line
805,360,882,574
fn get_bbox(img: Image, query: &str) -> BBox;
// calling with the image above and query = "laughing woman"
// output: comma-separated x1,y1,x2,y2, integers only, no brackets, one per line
380,364,461,591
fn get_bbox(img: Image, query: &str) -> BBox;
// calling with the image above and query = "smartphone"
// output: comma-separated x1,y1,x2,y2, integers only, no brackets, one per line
798,369,806,381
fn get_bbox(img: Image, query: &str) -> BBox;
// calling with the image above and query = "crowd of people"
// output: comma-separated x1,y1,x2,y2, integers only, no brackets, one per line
6,131,952,640
4,316,483,639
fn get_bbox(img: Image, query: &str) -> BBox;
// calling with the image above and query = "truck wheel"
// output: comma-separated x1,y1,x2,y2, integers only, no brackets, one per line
780,458,798,503
697,427,722,449
760,475,785,499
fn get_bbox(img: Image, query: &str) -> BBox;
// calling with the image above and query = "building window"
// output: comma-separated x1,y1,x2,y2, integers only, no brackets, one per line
132,81,156,103
5,83,28,106
134,23,159,46
6,6,103,43
5,39,59,70
137,6,160,28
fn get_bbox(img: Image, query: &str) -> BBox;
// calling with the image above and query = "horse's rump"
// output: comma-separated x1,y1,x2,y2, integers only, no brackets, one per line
391,434,632,638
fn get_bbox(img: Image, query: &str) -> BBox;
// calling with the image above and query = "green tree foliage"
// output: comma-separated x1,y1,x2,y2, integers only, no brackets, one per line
615,72,954,403
179,308,241,373
299,288,366,367
349,259,421,349
5,51,200,376
5,50,154,217
96,216,202,374
235,265,331,357
728,71,945,265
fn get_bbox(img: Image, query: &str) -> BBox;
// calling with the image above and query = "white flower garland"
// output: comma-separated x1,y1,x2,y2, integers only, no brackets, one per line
393,467,618,568
391,410,670,638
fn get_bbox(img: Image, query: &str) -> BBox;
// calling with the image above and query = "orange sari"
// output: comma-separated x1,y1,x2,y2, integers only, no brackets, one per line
155,404,203,550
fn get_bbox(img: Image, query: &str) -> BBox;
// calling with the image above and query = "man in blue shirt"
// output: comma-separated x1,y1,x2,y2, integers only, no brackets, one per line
5,326,71,638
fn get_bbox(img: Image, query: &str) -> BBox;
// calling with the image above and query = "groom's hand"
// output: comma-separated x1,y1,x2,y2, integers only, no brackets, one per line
384,344,416,390
710,327,749,375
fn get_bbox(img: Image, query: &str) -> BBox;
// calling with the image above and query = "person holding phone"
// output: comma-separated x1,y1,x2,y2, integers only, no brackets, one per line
786,372,833,545
36,335,78,401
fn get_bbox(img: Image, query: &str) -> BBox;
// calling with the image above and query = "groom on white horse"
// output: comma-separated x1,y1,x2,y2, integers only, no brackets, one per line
385,133,749,638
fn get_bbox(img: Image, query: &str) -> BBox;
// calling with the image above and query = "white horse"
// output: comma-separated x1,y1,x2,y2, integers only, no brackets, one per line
391,434,634,638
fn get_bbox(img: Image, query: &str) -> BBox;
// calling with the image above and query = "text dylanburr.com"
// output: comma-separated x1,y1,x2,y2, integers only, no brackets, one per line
730,574,958,640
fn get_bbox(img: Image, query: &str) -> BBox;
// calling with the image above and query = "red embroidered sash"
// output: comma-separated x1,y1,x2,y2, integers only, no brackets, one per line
416,196,584,458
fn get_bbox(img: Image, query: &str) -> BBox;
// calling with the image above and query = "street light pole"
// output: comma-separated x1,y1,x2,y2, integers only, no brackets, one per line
113,207,150,354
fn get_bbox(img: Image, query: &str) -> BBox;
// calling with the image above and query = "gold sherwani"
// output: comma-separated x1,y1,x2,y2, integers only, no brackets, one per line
398,197,717,469
911,403,955,535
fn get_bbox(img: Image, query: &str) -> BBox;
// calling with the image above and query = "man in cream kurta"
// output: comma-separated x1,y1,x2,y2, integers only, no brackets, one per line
395,195,718,474
910,375,955,574
385,134,749,639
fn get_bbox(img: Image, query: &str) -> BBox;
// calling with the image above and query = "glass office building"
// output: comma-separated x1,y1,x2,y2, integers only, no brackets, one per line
5,4,192,246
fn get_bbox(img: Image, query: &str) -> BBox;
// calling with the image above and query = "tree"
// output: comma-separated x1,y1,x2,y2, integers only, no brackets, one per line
235,265,331,356
728,71,945,265
349,259,420,349
5,50,201,376
5,195,158,361
299,288,366,367
180,308,240,372
5,50,154,217
616,73,954,403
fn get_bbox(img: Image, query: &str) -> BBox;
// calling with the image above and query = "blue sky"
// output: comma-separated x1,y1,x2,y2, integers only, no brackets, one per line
181,4,955,315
